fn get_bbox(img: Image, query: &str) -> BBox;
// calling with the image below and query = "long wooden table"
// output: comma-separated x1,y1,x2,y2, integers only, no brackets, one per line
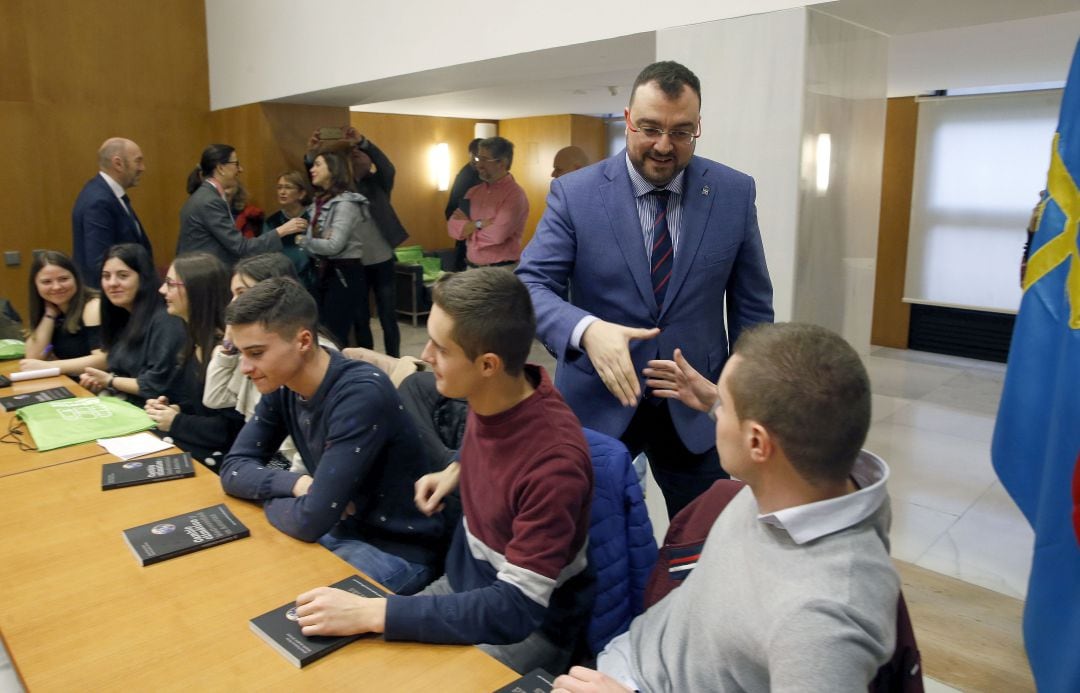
0,456,517,690
0,369,112,477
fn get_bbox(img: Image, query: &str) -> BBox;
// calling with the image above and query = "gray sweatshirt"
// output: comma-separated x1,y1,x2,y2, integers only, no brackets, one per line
602,452,899,692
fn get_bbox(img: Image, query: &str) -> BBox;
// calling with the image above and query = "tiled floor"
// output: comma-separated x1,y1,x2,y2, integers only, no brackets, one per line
0,324,1031,691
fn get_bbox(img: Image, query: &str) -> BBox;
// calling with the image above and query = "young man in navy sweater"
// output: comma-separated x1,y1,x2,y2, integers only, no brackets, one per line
219,278,446,595
294,268,595,674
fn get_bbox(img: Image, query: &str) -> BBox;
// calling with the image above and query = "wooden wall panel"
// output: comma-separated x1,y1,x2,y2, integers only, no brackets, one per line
871,97,918,348
569,115,608,169
498,115,572,246
349,112,479,251
0,0,210,319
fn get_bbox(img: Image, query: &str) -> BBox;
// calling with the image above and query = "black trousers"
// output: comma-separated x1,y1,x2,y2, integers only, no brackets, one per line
317,262,366,348
619,399,727,520
363,259,399,357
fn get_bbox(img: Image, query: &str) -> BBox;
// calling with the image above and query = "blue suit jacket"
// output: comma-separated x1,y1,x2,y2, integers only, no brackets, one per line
71,174,152,288
517,152,774,453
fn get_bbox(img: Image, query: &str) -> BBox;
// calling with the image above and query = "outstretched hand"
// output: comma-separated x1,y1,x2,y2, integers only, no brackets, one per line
581,320,660,407
643,348,717,413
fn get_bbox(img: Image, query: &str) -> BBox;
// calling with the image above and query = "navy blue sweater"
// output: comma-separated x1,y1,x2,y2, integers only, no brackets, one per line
220,351,446,565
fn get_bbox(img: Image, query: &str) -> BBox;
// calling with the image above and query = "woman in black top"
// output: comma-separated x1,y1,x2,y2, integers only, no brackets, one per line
264,170,313,293
144,252,244,469
20,251,106,375
79,244,186,405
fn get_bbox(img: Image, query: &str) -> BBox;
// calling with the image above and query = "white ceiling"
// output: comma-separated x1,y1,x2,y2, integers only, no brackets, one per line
268,0,1080,120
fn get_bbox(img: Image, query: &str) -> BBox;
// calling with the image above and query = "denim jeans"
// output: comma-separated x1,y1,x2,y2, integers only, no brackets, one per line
317,533,433,595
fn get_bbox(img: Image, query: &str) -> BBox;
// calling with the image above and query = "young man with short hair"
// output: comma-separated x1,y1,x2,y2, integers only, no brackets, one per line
293,268,594,675
219,278,445,595
555,323,899,692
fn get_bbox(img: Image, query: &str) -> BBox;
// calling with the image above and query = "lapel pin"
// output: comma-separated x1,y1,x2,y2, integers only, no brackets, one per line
701,185,710,196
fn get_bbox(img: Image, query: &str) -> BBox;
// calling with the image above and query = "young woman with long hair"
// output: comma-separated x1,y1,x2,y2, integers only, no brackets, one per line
20,250,106,375
144,252,244,469
79,243,185,405
299,150,375,347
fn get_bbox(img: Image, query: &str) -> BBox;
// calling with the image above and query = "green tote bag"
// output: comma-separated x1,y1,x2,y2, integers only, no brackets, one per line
16,395,156,451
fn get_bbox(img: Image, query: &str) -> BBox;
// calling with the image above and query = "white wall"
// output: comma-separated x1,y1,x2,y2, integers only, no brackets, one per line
204,0,829,110
794,10,887,353
658,9,808,322
888,11,1080,96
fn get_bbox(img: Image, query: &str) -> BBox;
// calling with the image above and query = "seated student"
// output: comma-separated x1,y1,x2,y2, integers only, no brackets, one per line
292,268,595,675
219,278,445,595
80,244,186,405
20,250,106,375
553,323,900,693
203,252,338,472
143,253,245,468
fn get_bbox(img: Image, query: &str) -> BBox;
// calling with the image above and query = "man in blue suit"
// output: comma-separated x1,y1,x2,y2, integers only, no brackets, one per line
72,137,153,288
517,61,774,518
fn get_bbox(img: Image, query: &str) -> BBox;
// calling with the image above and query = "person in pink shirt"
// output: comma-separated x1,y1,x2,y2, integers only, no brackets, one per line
447,137,529,268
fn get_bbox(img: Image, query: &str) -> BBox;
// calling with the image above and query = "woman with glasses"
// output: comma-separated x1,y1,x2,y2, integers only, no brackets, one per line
143,252,245,469
264,170,315,294
79,243,186,406
298,150,374,347
177,144,303,266
20,250,106,376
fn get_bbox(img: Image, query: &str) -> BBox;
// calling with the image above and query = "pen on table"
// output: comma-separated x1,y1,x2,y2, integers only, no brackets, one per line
43,344,53,358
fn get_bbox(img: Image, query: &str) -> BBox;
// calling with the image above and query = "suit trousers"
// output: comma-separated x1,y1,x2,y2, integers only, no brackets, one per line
620,399,727,520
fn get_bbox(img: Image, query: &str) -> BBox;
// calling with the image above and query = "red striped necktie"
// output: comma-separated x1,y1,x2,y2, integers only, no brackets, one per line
651,189,673,309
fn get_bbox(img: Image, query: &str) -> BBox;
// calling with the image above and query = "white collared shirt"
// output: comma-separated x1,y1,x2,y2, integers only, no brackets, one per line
98,170,126,202
756,450,890,545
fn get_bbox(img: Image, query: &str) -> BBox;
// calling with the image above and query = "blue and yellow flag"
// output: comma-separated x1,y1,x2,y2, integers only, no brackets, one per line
992,38,1080,692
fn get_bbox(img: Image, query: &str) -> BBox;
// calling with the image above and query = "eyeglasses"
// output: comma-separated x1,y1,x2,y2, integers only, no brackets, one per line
472,156,503,164
627,122,700,145
223,159,241,168
164,277,185,289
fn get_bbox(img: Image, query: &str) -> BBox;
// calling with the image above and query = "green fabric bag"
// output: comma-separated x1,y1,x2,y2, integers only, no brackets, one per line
16,395,155,451
420,257,444,282
395,245,425,263
0,338,25,360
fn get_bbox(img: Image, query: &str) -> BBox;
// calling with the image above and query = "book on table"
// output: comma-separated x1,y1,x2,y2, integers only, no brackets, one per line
493,668,557,693
0,386,75,412
250,574,389,668
122,503,250,566
102,451,195,490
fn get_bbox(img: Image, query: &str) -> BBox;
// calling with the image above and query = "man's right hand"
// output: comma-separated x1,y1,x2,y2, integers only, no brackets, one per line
414,462,460,516
581,320,660,407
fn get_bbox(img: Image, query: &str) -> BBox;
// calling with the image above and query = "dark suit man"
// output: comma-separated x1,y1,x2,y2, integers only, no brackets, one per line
72,138,152,288
517,61,774,519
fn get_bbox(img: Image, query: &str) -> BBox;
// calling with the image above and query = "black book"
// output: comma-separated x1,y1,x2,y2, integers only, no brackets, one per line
122,503,250,566
492,668,557,693
0,386,75,412
249,574,389,668
102,452,195,490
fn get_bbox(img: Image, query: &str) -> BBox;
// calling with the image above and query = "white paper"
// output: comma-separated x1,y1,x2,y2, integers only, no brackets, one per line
10,367,61,382
97,432,173,460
